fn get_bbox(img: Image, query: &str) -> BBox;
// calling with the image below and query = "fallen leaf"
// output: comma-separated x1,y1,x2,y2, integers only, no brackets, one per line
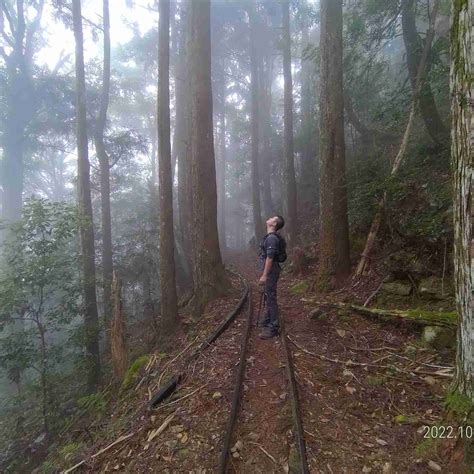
376,438,388,446
427,460,442,472
345,386,356,395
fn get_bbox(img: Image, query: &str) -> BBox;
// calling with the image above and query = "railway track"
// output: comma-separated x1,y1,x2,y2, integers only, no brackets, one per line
218,282,310,473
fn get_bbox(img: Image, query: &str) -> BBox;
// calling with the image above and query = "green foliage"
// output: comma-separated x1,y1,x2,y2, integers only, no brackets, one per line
445,390,473,418
0,198,82,435
290,280,309,295
394,414,418,424
415,436,439,458
77,392,107,416
121,355,150,390
366,375,386,387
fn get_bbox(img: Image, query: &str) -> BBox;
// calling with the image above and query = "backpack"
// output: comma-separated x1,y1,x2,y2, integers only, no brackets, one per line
261,232,287,263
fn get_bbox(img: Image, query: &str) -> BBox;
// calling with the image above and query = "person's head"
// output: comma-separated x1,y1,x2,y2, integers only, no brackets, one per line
266,215,285,232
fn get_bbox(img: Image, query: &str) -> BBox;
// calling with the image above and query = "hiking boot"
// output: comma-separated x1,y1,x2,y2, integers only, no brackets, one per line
259,327,278,339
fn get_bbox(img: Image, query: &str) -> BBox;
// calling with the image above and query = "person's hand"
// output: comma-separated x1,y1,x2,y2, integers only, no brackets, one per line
258,275,267,286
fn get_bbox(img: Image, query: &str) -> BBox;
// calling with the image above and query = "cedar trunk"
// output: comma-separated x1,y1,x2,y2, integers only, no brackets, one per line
451,0,473,402
218,91,227,251
299,0,318,210
72,0,101,390
158,0,179,335
282,0,298,244
178,0,194,282
249,5,264,241
188,0,228,314
318,0,350,284
94,0,113,327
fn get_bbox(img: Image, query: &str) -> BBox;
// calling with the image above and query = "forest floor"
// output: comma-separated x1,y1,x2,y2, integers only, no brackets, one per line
48,253,465,474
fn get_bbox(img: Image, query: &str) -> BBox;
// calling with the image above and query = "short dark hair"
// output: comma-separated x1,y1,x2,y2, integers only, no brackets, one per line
275,215,285,231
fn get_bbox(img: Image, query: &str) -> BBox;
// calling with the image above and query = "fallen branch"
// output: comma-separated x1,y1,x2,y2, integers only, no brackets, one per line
248,442,278,464
146,413,175,442
331,302,456,328
363,281,384,307
152,383,207,411
63,431,138,473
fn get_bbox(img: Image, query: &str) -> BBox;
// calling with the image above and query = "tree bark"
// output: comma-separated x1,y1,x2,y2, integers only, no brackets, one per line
299,0,318,210
401,0,449,145
249,4,264,241
318,0,351,284
94,0,113,328
188,0,228,314
282,0,298,244
177,0,194,287
158,0,179,335
259,51,274,217
451,0,473,403
72,0,101,391
218,87,227,251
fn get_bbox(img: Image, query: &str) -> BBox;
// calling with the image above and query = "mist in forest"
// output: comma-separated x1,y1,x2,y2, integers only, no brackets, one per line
0,0,472,471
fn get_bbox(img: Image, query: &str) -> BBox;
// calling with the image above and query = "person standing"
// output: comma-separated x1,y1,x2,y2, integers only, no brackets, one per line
258,215,286,339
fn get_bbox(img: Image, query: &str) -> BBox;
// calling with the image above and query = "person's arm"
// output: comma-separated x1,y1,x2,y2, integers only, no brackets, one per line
259,256,274,284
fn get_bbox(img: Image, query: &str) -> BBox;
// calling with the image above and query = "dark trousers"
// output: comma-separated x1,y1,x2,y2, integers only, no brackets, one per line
261,262,280,332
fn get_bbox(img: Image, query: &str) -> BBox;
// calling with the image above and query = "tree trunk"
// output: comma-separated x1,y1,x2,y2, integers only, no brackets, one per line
188,0,228,314
318,0,351,285
451,0,473,403
158,0,179,335
401,0,449,145
177,0,194,288
249,4,264,241
111,273,128,378
218,89,227,251
260,47,275,217
299,0,318,211
282,0,298,244
94,0,113,329
72,0,101,391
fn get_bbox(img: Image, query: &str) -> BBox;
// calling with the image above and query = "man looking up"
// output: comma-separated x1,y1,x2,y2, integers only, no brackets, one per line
258,215,286,339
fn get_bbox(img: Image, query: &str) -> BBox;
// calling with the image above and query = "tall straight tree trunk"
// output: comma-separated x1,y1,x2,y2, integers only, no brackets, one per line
177,1,194,284
172,4,192,292
451,0,473,404
282,0,298,243
318,0,350,284
188,0,228,314
72,0,101,391
300,0,317,210
158,0,179,335
94,0,113,328
218,91,227,251
260,51,274,217
401,0,449,145
249,5,264,241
